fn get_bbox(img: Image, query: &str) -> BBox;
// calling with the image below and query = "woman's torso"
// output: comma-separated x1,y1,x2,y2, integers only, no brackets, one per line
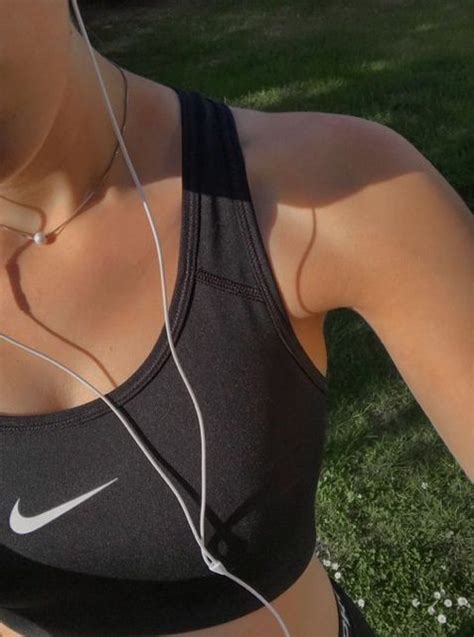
0,71,339,636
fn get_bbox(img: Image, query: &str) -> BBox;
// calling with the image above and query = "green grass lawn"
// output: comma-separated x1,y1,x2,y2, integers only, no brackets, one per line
80,2,473,635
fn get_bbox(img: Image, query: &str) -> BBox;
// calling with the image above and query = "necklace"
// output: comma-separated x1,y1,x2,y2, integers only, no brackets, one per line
0,60,128,246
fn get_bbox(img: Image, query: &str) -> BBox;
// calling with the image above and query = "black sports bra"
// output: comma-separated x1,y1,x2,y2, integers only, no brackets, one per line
0,86,328,635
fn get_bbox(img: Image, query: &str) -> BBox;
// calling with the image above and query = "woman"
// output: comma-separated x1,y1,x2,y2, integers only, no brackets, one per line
0,2,472,636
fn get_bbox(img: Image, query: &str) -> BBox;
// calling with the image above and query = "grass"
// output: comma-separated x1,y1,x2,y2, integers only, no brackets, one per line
80,1,473,635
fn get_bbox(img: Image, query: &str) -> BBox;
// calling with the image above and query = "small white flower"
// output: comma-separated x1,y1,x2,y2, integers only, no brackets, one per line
323,559,331,567
332,562,339,570
357,494,362,499
437,614,447,624
357,598,365,608
412,598,420,608
434,591,441,600
428,606,435,615
444,599,452,607
334,571,342,581
457,597,468,607
441,565,447,571
421,481,428,489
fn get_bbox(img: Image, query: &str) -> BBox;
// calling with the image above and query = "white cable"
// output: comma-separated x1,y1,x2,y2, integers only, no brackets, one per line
0,2,292,635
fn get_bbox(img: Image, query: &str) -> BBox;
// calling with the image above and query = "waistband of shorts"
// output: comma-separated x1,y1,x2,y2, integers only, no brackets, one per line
329,575,353,637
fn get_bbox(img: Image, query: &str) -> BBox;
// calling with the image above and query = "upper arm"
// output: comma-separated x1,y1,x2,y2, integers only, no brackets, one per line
310,116,474,480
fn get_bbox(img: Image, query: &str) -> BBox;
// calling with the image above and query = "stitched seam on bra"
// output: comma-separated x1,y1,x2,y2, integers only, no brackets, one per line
233,190,327,396
213,102,327,395
196,267,264,302
140,188,197,377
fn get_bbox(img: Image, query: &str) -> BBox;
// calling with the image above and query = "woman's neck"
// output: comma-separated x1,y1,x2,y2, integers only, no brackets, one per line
0,31,127,237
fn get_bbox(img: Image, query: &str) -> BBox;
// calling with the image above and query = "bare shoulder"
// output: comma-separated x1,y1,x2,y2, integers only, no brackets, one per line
228,102,472,316
225,104,343,322
227,102,390,316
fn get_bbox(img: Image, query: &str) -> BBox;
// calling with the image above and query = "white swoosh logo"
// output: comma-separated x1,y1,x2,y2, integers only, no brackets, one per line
9,477,118,535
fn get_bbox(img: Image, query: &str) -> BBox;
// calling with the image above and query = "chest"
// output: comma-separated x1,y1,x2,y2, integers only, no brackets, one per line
0,180,183,416
0,202,326,420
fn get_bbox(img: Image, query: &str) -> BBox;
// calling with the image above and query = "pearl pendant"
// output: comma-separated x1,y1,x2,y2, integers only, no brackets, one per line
33,231,47,245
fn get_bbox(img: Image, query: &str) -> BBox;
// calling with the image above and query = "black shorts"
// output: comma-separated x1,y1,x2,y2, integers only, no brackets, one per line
1,578,380,636
329,575,379,637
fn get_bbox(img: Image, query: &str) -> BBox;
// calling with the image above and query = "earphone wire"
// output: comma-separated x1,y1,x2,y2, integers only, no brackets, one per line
0,3,292,634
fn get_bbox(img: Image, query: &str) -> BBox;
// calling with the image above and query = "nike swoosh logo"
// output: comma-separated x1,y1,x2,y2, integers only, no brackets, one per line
9,477,118,535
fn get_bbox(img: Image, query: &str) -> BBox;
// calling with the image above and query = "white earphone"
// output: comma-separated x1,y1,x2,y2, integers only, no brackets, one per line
0,2,293,635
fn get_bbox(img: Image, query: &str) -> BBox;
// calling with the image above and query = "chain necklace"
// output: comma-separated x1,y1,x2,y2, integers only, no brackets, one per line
0,60,128,246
